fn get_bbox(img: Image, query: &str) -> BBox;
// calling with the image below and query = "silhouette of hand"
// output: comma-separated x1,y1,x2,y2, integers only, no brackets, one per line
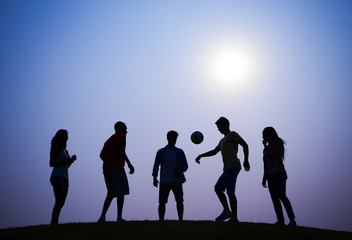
195,156,201,164
70,155,77,163
262,177,267,188
128,164,135,174
243,161,250,171
153,177,159,188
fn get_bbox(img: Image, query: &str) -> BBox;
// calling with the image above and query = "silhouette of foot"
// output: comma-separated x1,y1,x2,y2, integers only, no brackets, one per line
227,217,239,222
215,210,232,221
287,220,297,226
98,216,106,222
117,217,127,222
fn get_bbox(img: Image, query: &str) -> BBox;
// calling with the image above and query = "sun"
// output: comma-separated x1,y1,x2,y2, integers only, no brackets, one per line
204,44,255,87
211,50,250,83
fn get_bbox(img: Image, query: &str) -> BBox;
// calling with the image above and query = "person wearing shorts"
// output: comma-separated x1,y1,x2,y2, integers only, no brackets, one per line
152,130,188,221
196,117,250,222
98,121,135,222
215,167,241,194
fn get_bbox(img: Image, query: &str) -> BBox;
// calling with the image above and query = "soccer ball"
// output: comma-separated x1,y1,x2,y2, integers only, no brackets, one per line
191,131,204,144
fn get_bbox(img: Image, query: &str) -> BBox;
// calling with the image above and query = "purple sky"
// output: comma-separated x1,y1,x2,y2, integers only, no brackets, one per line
0,0,351,232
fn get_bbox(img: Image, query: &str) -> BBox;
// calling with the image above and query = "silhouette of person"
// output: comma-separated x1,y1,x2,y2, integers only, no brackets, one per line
262,127,296,226
152,130,188,221
49,129,77,224
196,117,250,222
98,121,135,222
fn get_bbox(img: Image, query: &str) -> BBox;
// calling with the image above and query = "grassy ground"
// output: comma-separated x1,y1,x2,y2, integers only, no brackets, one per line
0,221,351,240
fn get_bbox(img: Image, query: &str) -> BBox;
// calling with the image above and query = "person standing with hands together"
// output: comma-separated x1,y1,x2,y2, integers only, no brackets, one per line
196,117,249,222
49,129,77,224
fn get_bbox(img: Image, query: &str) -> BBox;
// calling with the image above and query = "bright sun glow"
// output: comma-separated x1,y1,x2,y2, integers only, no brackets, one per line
203,44,256,88
211,50,250,83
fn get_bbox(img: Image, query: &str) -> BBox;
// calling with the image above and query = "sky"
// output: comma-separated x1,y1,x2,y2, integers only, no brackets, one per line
1,0,351,232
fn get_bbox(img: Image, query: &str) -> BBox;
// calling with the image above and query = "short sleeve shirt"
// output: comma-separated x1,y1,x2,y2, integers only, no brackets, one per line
102,132,126,168
217,131,242,171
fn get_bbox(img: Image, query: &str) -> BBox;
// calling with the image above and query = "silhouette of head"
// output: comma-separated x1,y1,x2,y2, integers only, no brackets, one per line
263,126,286,159
167,130,178,148
262,127,279,142
114,121,127,133
215,117,230,134
51,129,68,149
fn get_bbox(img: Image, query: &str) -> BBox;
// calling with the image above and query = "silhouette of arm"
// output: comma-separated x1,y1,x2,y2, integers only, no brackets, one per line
262,151,268,188
50,146,76,167
195,146,220,164
67,155,77,167
118,144,134,174
152,150,162,187
50,146,60,167
239,138,250,171
262,174,267,188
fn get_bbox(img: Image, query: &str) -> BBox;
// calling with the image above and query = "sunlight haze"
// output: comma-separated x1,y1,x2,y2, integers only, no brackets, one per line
0,0,351,232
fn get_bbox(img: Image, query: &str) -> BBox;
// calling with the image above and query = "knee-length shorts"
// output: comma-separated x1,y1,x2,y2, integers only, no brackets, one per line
103,166,130,197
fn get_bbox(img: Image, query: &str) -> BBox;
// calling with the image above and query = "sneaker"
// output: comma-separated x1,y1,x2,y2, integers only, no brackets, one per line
227,217,239,222
287,220,297,226
215,210,232,221
117,217,127,222
275,221,285,225
98,216,106,222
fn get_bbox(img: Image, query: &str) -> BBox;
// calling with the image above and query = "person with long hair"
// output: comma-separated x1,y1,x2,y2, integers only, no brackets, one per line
49,129,77,224
262,127,296,226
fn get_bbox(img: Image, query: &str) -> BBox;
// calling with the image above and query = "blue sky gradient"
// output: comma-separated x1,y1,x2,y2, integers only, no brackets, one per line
1,0,351,231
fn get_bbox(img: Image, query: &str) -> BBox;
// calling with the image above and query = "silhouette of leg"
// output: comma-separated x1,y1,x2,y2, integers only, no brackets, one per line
216,190,230,211
159,183,171,221
51,178,68,224
117,196,124,219
276,173,296,221
171,183,184,221
158,204,166,220
281,196,295,221
227,192,238,221
176,202,184,221
268,175,284,223
100,195,114,219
